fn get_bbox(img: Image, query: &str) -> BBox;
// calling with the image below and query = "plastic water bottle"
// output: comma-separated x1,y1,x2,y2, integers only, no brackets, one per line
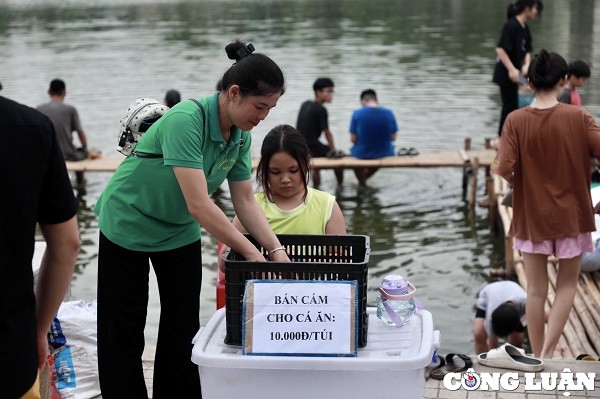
376,274,417,327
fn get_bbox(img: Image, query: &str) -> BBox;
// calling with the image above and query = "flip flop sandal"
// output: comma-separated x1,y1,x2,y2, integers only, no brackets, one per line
397,147,410,156
424,355,446,381
429,353,473,380
478,343,543,372
576,353,599,361
407,147,420,156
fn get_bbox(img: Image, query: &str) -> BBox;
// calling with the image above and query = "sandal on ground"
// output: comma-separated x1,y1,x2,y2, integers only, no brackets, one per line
429,353,473,380
576,353,599,361
425,354,446,381
478,343,543,372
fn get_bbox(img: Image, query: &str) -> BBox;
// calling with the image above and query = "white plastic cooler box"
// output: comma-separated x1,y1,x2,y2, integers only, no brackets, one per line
191,307,440,399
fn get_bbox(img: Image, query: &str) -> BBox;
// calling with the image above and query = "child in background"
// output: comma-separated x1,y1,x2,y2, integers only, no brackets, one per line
473,280,527,354
219,124,346,270
559,60,591,106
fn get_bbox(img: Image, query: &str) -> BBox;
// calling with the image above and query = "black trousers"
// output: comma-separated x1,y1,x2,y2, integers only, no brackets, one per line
97,232,202,399
498,81,519,136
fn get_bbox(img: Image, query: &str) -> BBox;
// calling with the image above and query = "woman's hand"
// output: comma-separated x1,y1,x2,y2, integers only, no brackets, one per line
594,201,600,214
244,249,267,262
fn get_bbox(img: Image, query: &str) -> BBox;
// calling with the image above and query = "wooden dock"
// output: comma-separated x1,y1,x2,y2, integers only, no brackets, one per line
66,149,496,172
492,174,600,359
66,138,496,206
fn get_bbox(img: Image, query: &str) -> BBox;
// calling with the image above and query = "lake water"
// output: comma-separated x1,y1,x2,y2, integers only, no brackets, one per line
2,0,599,355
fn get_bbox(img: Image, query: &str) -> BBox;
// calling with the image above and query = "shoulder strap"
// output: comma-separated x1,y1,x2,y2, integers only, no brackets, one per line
133,99,206,159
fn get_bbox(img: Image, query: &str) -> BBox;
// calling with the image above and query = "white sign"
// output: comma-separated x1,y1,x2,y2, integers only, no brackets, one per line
242,280,358,356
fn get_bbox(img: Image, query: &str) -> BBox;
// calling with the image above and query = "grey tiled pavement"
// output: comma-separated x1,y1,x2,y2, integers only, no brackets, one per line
136,348,600,398
424,356,600,398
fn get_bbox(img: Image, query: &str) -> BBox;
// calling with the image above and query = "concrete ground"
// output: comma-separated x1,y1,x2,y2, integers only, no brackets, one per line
135,348,599,398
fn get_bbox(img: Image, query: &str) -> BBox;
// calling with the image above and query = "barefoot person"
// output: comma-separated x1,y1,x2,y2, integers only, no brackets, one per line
494,50,600,358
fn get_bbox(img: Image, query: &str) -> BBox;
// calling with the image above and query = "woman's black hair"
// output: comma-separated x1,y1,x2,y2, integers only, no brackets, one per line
216,40,285,97
256,124,311,203
527,49,568,90
507,0,543,19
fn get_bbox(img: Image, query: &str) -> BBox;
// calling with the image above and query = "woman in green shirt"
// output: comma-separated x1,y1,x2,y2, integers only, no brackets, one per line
94,41,289,398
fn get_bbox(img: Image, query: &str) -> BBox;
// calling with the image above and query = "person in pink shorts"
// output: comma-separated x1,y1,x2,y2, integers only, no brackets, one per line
494,49,600,358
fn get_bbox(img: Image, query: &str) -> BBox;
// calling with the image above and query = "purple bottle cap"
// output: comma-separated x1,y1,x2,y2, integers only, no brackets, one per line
380,274,409,295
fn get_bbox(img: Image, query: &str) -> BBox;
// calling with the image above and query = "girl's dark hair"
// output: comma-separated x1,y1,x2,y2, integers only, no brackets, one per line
216,40,285,97
256,124,311,203
507,0,543,19
527,50,568,90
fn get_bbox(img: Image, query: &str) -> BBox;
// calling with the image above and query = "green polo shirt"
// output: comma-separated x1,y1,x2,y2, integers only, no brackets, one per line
94,93,252,251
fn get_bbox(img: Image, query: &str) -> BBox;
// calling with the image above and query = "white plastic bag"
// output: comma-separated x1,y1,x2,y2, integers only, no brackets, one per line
48,300,100,399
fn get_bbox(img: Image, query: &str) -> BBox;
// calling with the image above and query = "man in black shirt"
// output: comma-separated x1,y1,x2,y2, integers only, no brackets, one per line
0,93,79,398
296,77,344,186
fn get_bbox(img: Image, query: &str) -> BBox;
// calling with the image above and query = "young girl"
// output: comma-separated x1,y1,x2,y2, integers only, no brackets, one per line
494,50,600,358
493,0,543,136
219,124,346,271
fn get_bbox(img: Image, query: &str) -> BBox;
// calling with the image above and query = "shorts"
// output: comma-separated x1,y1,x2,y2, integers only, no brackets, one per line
474,308,525,333
308,142,330,158
514,232,594,259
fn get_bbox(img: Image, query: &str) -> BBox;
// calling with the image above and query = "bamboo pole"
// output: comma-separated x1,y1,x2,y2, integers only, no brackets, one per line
514,261,572,359
548,264,598,357
577,275,600,354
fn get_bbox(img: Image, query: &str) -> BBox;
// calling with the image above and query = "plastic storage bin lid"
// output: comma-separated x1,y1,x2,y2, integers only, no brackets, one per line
192,307,440,371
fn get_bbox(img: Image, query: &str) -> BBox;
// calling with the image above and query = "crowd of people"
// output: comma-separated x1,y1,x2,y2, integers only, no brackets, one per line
2,0,600,395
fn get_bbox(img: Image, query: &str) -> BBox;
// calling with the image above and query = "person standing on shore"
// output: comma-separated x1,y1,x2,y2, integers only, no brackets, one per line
494,50,600,358
1,94,79,399
493,0,543,136
94,40,290,398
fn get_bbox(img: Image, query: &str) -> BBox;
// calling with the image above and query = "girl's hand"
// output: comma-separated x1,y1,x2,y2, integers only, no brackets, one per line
509,67,521,83
269,250,291,262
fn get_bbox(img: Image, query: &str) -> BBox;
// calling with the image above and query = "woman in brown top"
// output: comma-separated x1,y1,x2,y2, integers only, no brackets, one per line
494,50,600,358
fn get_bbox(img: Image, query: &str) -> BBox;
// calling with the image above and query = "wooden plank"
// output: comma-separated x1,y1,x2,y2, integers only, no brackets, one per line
514,261,571,359
66,149,497,173
548,264,598,357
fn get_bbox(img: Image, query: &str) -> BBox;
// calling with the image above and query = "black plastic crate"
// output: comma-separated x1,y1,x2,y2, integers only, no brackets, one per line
224,234,370,347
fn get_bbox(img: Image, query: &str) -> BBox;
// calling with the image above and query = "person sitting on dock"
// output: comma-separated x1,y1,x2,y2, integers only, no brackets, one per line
164,88,181,108
474,280,526,354
349,89,398,186
296,77,344,187
37,79,89,184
